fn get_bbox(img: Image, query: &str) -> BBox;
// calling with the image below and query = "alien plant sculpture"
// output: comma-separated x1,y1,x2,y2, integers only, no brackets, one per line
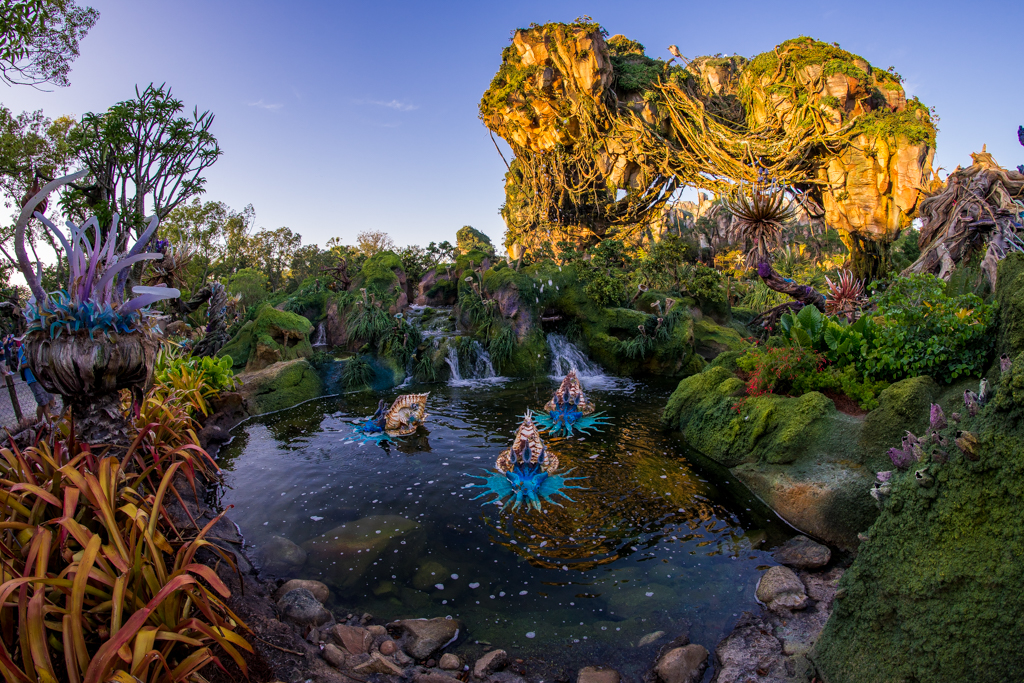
353,393,430,443
14,171,179,445
175,281,231,357
470,411,585,511
534,370,610,437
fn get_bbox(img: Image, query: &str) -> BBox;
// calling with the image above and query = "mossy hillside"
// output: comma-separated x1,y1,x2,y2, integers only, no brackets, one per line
813,351,1024,682
219,305,314,370
358,251,403,300
242,359,325,414
662,366,846,467
456,226,494,255
995,252,1024,360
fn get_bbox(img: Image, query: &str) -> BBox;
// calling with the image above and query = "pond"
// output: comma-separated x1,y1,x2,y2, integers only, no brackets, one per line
216,362,794,679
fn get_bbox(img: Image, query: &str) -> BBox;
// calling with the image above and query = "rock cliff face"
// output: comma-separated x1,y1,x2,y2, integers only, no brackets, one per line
481,24,936,274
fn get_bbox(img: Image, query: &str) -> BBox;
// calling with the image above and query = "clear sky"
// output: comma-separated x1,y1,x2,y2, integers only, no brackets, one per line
2,0,1020,253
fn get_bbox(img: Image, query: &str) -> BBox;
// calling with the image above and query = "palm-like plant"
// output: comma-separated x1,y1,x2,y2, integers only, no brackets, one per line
721,175,797,267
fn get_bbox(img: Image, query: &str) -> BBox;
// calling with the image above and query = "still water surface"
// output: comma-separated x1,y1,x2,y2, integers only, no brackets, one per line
217,375,792,678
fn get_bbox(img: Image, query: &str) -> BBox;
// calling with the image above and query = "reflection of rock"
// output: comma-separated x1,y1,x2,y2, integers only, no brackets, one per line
277,588,332,626
274,578,329,603
655,644,708,683
257,534,307,576
392,617,462,660
412,560,449,591
303,515,422,588
773,535,831,569
756,566,809,613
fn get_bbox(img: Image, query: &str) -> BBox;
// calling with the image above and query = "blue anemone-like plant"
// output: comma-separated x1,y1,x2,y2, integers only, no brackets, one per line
352,400,392,444
534,402,611,437
469,463,585,512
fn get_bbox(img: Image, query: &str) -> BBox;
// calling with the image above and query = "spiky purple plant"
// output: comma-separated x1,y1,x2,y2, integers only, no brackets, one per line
14,171,179,337
929,403,947,430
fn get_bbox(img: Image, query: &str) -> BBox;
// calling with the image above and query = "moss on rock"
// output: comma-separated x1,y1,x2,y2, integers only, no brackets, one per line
219,305,314,372
996,252,1024,360
857,376,936,471
813,351,1024,682
237,359,324,414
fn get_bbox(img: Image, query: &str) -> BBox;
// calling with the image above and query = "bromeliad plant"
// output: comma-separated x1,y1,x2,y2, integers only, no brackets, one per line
0,429,251,683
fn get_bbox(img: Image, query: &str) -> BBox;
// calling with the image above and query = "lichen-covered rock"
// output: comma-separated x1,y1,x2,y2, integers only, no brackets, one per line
235,359,324,415
813,350,1024,681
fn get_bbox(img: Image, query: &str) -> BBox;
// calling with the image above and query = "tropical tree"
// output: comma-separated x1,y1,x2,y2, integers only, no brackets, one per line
67,83,222,238
248,226,300,291
0,0,98,87
357,229,394,256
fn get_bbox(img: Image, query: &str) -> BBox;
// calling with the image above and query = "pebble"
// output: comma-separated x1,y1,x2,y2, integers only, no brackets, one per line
439,653,461,670
380,639,397,655
322,643,347,668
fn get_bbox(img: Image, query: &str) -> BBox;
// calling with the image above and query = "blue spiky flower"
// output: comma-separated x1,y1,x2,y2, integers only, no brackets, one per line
469,462,585,512
534,402,611,437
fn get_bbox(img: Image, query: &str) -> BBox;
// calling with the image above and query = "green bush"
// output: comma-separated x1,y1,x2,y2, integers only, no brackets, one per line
342,356,374,391
865,274,994,383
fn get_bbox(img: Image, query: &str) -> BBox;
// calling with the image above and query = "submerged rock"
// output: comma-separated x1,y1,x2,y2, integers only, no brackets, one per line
412,560,450,591
302,515,422,587
257,534,307,576
772,535,831,569
392,617,462,660
577,666,620,683
756,566,809,613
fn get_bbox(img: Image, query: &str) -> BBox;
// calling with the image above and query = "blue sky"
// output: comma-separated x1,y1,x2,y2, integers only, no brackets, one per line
2,0,1020,252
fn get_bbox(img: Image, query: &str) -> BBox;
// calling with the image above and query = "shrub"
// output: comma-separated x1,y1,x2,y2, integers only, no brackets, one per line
0,431,249,683
866,274,995,383
738,344,825,395
153,352,238,417
342,356,373,391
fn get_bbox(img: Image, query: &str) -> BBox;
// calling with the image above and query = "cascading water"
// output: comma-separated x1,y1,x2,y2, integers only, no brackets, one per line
446,340,502,386
546,333,621,390
313,322,327,347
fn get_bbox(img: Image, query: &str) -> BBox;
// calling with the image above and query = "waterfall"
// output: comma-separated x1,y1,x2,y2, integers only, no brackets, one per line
446,340,503,386
546,333,619,390
313,322,327,347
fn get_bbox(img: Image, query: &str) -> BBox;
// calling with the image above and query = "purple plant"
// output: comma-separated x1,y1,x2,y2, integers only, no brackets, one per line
888,445,916,470
876,471,892,482
929,403,946,430
13,171,179,330
964,390,980,417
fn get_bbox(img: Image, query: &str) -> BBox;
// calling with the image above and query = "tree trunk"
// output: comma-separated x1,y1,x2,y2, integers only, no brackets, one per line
756,260,826,311
70,392,132,449
848,234,891,283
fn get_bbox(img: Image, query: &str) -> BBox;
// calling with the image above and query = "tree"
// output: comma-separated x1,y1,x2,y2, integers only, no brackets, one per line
227,267,269,308
248,227,300,291
0,0,98,87
67,83,222,239
456,225,494,255
425,240,455,266
357,230,394,256
159,198,230,291
288,243,335,288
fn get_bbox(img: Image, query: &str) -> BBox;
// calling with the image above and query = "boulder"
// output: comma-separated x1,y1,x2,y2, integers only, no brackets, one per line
654,645,708,683
322,643,347,668
439,654,461,670
275,579,330,603
277,588,332,627
303,515,422,588
257,535,307,576
756,566,809,613
393,617,462,660
713,612,786,683
772,535,831,569
473,649,508,679
329,624,373,655
235,359,324,415
577,666,620,683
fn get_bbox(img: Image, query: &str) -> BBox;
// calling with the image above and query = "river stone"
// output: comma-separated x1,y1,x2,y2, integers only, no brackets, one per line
412,560,450,591
277,588,332,626
654,644,708,683
473,649,508,679
353,652,404,675
439,654,461,670
330,624,373,655
302,515,422,588
578,666,620,683
380,639,397,655
773,535,831,569
322,643,347,668
258,535,307,575
275,579,330,603
393,617,462,660
756,566,809,612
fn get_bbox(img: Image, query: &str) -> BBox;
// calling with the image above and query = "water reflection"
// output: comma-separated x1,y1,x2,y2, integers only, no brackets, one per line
217,377,792,675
